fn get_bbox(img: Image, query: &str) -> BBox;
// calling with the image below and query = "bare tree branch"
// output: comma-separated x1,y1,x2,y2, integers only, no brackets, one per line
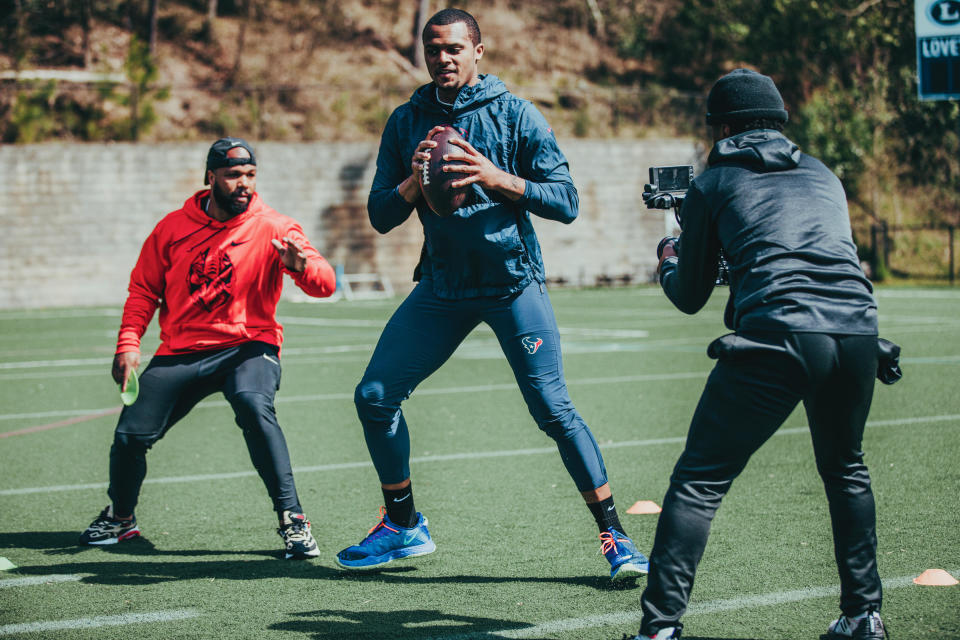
80,0,92,68
839,0,883,18
148,0,159,57
585,0,605,38
412,0,429,69
202,0,218,39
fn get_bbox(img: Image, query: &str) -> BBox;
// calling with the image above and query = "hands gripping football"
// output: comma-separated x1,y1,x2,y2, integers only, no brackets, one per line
411,125,525,217
414,126,470,217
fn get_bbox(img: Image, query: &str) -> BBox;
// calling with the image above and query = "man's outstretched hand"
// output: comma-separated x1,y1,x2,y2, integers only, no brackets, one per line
444,137,526,200
272,236,307,273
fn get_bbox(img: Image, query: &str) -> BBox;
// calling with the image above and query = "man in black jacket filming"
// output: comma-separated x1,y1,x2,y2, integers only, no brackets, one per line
630,69,890,640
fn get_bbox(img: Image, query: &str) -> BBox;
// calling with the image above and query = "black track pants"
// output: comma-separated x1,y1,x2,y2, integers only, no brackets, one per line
639,332,882,634
107,341,302,518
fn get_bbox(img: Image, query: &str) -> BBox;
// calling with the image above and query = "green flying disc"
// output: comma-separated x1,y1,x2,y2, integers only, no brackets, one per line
120,368,139,406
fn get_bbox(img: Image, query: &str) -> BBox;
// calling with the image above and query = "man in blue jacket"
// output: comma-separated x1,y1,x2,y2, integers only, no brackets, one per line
334,8,648,581
628,69,887,640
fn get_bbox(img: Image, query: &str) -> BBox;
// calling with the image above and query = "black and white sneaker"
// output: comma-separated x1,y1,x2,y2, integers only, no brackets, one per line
278,511,320,560
627,626,681,639
826,610,888,639
79,505,141,545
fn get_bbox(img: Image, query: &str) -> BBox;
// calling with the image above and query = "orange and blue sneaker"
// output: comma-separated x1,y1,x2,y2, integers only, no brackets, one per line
79,505,141,545
335,508,436,570
600,527,649,581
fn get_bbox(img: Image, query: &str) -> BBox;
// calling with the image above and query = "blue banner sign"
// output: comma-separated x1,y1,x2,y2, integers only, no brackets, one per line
916,0,960,100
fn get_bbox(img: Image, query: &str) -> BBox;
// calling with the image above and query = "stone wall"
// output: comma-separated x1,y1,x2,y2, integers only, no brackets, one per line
0,139,698,309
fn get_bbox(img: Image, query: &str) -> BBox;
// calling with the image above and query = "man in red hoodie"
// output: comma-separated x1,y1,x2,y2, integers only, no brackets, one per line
79,138,337,559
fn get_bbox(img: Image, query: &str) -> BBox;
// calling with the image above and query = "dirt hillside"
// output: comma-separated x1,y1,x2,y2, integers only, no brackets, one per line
2,1,673,142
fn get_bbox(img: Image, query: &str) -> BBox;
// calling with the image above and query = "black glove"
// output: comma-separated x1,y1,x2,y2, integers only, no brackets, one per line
657,236,679,260
876,338,902,385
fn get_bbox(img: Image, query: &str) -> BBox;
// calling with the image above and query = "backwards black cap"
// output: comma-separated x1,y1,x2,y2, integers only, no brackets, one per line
204,137,256,184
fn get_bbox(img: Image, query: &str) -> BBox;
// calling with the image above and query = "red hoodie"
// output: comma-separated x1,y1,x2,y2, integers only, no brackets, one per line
116,190,337,356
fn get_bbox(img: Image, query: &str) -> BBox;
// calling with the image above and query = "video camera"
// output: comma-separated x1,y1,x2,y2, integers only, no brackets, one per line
646,166,694,209
644,165,729,286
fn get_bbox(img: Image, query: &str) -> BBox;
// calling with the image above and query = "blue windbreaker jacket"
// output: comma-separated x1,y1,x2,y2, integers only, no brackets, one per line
367,74,578,299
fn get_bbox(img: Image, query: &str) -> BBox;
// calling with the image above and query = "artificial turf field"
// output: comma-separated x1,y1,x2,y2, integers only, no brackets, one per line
0,285,957,640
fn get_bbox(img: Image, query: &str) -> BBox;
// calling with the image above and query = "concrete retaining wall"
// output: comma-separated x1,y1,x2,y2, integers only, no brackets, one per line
0,139,699,308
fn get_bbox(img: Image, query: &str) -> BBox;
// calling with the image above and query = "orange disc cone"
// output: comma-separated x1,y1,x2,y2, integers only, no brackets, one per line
627,500,662,515
913,569,958,586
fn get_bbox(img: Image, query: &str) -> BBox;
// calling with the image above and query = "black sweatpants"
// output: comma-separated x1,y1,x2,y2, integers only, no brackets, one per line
640,332,882,634
108,341,302,518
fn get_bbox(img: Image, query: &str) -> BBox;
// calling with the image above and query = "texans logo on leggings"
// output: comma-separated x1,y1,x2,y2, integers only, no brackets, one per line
187,247,234,312
521,336,543,354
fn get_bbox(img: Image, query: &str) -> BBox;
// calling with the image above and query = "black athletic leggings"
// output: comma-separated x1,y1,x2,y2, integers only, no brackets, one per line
108,341,302,518
640,332,882,634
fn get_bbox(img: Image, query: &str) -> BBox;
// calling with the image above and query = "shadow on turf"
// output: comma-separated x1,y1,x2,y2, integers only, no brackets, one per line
334,564,643,591
2,531,643,591
270,610,763,640
5,533,766,639
616,636,762,640
269,608,536,639
1,530,279,559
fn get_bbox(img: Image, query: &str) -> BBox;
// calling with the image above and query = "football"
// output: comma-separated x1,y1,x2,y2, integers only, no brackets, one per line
418,126,470,217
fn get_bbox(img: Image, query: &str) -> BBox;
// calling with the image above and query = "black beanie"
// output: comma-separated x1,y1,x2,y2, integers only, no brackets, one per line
705,69,788,125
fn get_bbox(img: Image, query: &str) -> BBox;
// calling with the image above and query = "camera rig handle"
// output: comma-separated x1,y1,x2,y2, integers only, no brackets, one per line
642,184,685,212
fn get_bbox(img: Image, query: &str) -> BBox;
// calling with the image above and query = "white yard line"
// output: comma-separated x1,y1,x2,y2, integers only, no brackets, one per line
277,316,386,327
0,568,953,638
0,357,113,370
2,413,956,497
0,372,711,422
0,574,82,588
901,355,960,363
0,309,120,320
0,369,107,381
2,353,956,423
0,333,953,373
430,571,954,639
875,289,960,299
0,609,200,636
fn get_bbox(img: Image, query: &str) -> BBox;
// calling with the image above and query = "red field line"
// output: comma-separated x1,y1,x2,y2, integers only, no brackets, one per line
0,407,121,439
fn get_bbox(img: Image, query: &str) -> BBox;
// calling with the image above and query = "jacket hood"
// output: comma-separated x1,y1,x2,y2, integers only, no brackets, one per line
410,74,510,118
708,129,801,172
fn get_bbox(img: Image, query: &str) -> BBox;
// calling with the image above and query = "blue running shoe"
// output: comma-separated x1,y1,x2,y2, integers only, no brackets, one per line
600,528,649,581
335,508,436,570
